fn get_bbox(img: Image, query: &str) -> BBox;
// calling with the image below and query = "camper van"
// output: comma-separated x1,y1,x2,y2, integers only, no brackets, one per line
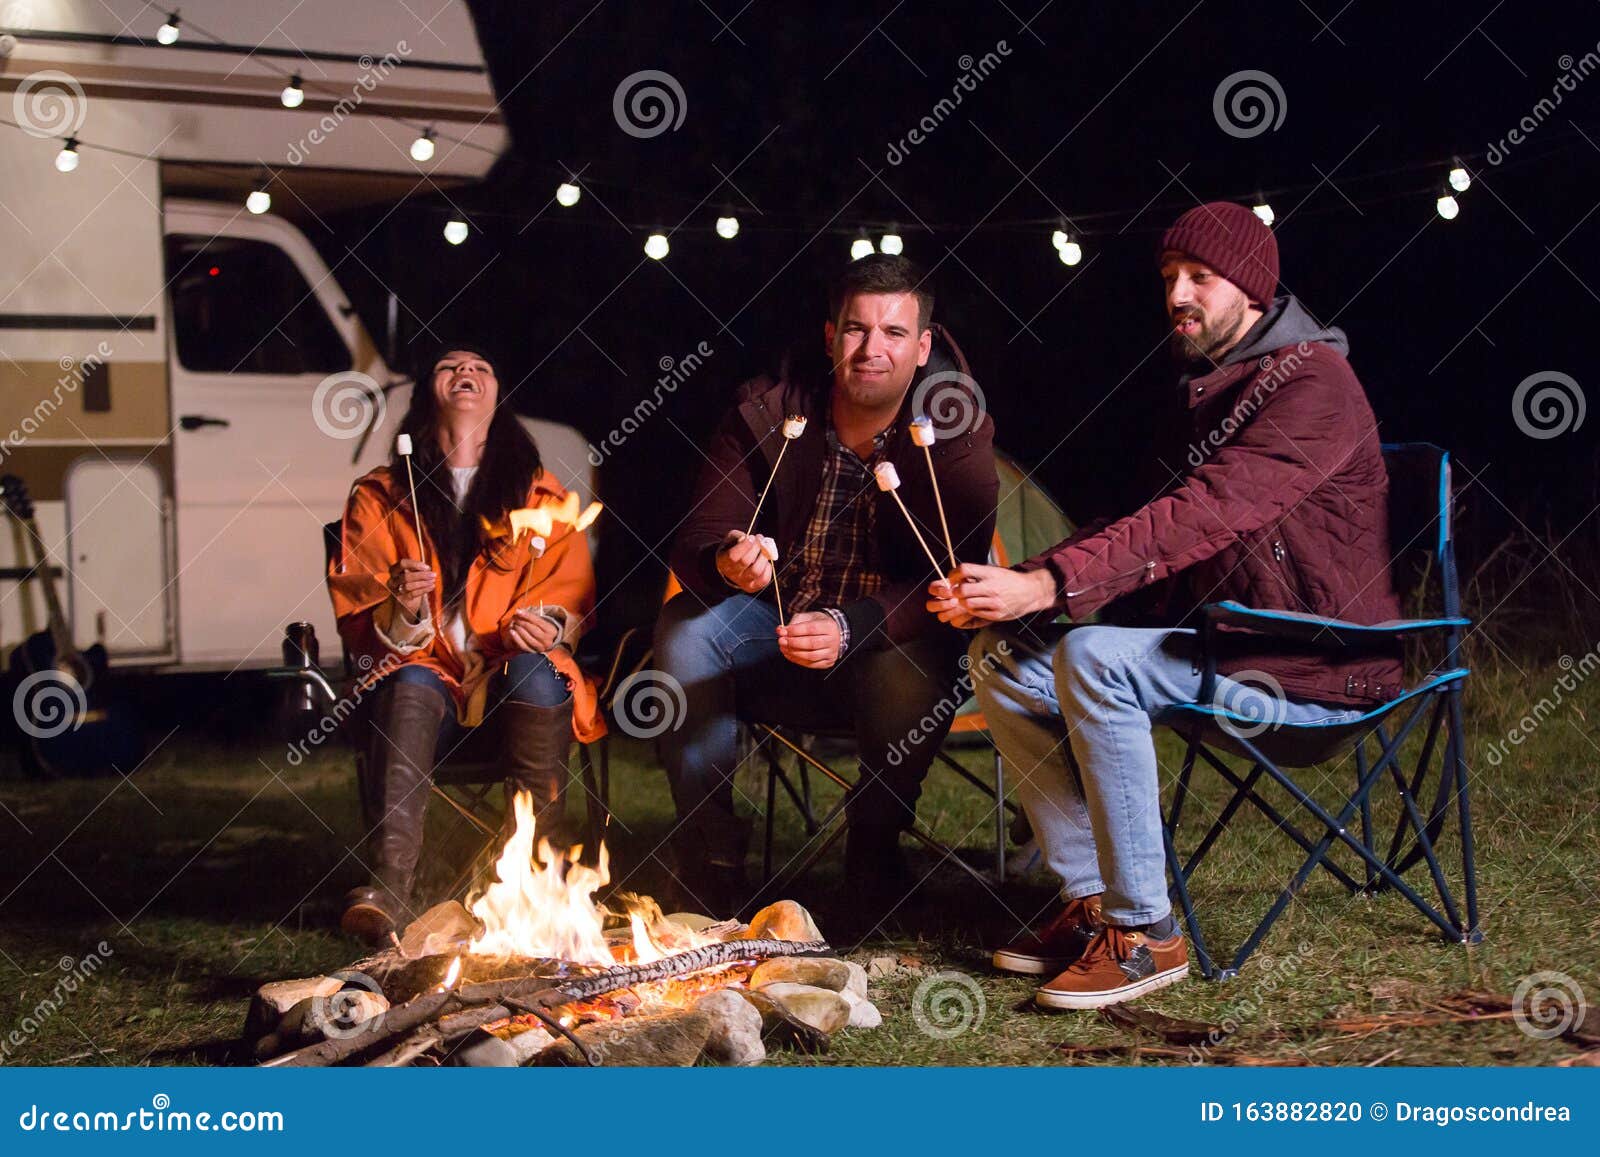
1,1,591,734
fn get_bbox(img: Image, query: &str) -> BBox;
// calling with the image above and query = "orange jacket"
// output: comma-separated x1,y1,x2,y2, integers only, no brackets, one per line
327,465,604,742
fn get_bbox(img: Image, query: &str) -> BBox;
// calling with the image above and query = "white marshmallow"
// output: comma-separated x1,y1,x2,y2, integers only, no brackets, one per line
909,416,936,447
782,415,807,439
529,536,546,556
757,535,779,562
874,462,901,491
396,433,413,456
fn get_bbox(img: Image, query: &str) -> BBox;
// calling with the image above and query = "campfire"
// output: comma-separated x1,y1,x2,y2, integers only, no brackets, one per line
244,793,882,1066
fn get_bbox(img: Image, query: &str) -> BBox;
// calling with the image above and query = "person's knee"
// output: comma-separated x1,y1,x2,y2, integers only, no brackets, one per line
382,663,451,708
653,592,720,674
1054,626,1130,714
969,625,1019,703
503,653,571,708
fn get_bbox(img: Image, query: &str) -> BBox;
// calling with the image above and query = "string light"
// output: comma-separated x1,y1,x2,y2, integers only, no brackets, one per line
55,138,79,173
156,11,181,45
850,235,875,260
644,232,670,260
245,186,271,214
1058,236,1083,266
409,129,436,163
879,232,904,255
715,215,739,239
1051,228,1068,250
1435,193,1460,220
1448,160,1471,192
280,75,304,109
555,180,581,207
443,219,469,244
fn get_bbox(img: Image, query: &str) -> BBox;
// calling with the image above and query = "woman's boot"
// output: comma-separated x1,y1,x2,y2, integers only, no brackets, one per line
341,680,447,944
499,699,575,852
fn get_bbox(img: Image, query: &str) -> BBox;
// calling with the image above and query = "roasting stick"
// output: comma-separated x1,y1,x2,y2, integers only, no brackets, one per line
874,462,945,577
745,415,808,536
910,416,957,572
395,434,427,566
758,536,783,626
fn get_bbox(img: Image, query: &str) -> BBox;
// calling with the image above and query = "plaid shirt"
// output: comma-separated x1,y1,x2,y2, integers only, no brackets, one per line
781,423,890,653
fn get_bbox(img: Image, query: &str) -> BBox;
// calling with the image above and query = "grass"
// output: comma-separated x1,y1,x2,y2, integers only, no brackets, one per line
0,659,1595,1068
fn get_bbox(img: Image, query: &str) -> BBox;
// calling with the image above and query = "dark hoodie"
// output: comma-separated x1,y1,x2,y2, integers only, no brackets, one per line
1024,294,1404,707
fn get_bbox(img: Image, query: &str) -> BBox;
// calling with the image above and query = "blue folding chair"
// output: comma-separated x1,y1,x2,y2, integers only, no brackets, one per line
1162,443,1481,980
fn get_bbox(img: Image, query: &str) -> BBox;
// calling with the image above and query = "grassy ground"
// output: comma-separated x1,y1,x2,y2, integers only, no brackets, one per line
0,659,1595,1067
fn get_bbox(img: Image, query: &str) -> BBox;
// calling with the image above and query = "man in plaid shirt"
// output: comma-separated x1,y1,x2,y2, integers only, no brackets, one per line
657,255,997,915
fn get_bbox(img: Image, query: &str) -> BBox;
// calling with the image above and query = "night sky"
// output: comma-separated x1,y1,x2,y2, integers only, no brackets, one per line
319,1,1600,630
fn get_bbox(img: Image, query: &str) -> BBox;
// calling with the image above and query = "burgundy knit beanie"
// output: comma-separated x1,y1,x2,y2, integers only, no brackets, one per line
1160,201,1279,306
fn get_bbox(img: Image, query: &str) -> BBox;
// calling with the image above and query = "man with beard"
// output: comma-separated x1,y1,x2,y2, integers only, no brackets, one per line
927,201,1402,1008
657,254,996,916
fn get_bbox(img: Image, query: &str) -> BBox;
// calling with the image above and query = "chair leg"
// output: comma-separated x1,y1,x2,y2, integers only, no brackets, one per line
1355,739,1375,892
1164,822,1219,979
994,751,1006,883
1449,689,1482,941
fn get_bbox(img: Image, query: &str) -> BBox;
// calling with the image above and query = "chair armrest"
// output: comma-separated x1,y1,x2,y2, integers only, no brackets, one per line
1203,600,1469,648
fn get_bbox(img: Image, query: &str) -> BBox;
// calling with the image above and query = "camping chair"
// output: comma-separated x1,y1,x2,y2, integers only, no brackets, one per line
269,520,623,907
748,449,1077,895
1160,442,1481,980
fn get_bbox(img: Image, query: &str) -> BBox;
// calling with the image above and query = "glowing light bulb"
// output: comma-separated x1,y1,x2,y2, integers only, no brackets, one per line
1448,166,1470,193
850,237,874,260
55,138,79,173
1058,240,1082,266
246,188,271,214
443,219,469,245
715,215,739,239
644,232,669,260
1051,229,1067,251
410,129,436,163
555,181,580,207
281,76,304,108
879,233,903,255
156,13,180,45
1435,194,1459,221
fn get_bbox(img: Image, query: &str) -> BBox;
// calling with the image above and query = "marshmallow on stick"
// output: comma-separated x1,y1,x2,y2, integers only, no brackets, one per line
745,414,807,536
874,461,945,577
910,415,957,571
395,433,427,566
757,535,783,624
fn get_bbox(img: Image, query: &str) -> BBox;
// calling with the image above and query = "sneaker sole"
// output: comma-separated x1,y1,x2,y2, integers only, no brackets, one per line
1035,963,1190,1010
991,950,1075,975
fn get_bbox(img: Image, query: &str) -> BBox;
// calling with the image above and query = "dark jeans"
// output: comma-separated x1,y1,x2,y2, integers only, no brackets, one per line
653,592,970,841
385,650,570,752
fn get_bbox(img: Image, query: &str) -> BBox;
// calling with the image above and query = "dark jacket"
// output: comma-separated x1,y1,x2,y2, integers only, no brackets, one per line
1022,297,1404,707
670,326,998,651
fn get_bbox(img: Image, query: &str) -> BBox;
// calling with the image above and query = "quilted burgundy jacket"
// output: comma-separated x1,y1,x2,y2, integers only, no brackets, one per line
1022,297,1404,707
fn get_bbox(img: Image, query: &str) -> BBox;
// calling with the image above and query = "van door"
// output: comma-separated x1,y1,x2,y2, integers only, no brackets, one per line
163,204,389,666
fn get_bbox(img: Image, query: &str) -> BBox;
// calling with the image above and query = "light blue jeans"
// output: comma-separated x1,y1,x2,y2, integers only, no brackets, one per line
970,623,1361,926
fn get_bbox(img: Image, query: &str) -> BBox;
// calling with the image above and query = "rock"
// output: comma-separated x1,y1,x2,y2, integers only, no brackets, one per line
444,1027,518,1067
843,990,883,1029
276,989,390,1044
538,1009,712,1067
750,957,852,992
867,955,899,978
665,912,716,932
760,982,851,1035
742,900,822,943
843,961,869,999
399,901,478,959
244,976,343,1041
694,989,765,1066
738,990,831,1055
505,1025,556,1066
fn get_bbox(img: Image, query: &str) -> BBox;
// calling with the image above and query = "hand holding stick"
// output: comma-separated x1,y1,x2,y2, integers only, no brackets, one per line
874,462,945,577
396,434,427,567
745,415,808,536
910,416,957,572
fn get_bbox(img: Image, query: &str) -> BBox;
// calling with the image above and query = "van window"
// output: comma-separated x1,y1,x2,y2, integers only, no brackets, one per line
166,235,350,375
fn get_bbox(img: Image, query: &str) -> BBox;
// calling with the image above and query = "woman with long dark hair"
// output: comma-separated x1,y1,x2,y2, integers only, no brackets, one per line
327,342,602,944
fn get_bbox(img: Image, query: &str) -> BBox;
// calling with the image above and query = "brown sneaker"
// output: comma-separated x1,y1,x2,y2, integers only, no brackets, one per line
1035,924,1189,1009
992,894,1104,975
